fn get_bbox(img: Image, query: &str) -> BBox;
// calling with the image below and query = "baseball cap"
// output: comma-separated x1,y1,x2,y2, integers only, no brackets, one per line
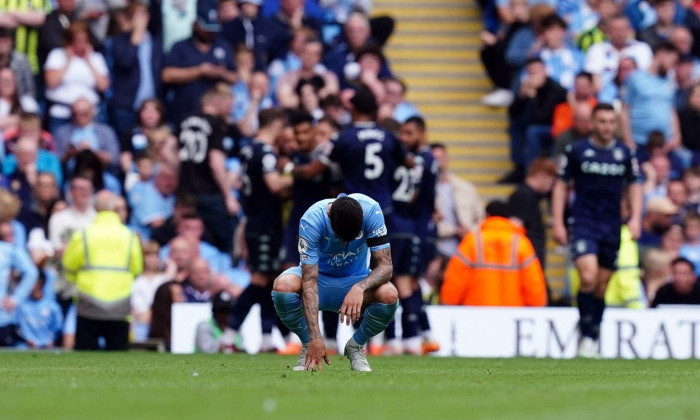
646,197,678,215
196,0,221,32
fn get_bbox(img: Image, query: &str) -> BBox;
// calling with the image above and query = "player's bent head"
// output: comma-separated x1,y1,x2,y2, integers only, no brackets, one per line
485,200,510,218
329,196,364,242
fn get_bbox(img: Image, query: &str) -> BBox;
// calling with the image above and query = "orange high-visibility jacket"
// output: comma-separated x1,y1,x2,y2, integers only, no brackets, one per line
441,216,547,307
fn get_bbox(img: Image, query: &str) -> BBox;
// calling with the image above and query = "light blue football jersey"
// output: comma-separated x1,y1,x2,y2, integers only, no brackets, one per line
298,193,390,279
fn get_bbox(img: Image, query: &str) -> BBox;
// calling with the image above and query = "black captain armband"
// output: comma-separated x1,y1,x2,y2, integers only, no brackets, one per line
367,235,390,248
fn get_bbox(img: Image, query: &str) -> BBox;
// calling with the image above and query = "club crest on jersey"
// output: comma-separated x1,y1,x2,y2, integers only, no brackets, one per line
298,238,308,253
583,149,596,158
613,149,624,162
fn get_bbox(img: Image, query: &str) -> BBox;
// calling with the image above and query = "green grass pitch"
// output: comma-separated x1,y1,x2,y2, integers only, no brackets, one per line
2,352,700,420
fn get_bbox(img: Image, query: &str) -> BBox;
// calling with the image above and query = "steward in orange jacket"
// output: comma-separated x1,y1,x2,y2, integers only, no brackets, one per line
441,201,547,307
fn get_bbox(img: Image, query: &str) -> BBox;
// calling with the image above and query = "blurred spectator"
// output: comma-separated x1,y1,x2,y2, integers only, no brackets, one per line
120,99,178,178
576,0,617,52
0,0,48,76
643,248,674,304
233,71,273,138
131,241,174,342
638,0,677,48
109,3,164,141
642,153,672,199
176,88,239,253
268,0,321,62
554,102,592,157
71,149,122,195
128,163,178,240
2,112,55,153
15,172,60,234
319,93,349,126
508,158,558,269
343,45,386,98
597,56,637,105
670,26,700,78
668,179,691,222
161,11,236,123
679,83,700,164
621,42,680,151
480,0,530,107
651,257,700,306
62,190,143,350
2,135,62,192
0,27,35,98
502,57,566,183
431,143,485,259
183,257,213,303
551,71,596,138
680,210,700,274
277,36,339,109
535,14,583,91
0,220,38,347
639,196,678,249
583,15,653,94
324,11,392,83
295,78,324,120
151,194,204,247
195,290,235,353
380,77,420,123
662,222,684,258
441,201,547,307
74,0,126,43
674,55,695,109
0,68,39,133
44,22,110,133
38,0,78,70
0,188,26,248
218,0,239,23
684,167,700,209
221,0,273,70
148,280,184,349
54,98,121,175
48,175,95,255
159,215,230,276
14,274,63,349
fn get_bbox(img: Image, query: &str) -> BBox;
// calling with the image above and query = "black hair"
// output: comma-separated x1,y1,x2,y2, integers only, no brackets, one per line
671,256,695,272
212,291,235,314
525,56,544,67
430,142,446,151
576,71,593,82
73,150,105,191
294,76,325,98
350,85,379,116
654,41,679,55
485,200,510,218
592,102,615,115
320,94,343,108
404,116,426,131
355,45,386,65
289,110,314,127
541,13,568,30
329,196,363,242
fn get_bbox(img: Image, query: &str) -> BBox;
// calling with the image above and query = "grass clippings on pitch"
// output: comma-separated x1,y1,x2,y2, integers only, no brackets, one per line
1,352,699,420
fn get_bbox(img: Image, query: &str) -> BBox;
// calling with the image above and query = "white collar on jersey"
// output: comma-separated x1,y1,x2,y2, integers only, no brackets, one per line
587,136,617,151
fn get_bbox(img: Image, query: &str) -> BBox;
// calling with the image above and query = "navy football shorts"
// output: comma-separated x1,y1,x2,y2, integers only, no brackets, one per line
390,233,422,277
570,222,621,270
245,230,282,274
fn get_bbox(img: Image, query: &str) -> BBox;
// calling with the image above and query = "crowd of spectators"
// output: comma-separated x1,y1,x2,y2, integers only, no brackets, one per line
0,0,414,350
479,0,700,308
2,0,700,353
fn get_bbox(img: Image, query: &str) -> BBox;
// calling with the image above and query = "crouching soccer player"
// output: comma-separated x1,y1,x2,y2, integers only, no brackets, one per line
552,103,642,358
272,194,398,371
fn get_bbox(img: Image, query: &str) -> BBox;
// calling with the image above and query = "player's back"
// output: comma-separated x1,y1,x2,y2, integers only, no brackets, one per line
298,193,388,278
239,141,282,231
177,112,224,195
329,122,405,211
562,138,638,226
414,146,439,236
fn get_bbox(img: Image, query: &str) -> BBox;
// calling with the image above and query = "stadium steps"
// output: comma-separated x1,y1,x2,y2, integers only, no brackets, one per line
373,0,568,301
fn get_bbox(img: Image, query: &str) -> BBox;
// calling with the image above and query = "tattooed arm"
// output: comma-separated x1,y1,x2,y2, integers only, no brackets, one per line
301,263,330,370
301,263,322,341
339,246,393,325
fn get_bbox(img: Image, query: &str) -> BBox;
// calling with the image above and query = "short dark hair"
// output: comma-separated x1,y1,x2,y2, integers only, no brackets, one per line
654,41,679,55
646,131,666,151
671,256,695,272
258,108,287,129
350,85,379,116
320,94,343,109
317,116,341,131
430,142,446,151
329,196,363,242
525,56,544,67
541,13,568,30
404,116,426,131
592,102,615,115
485,200,510,218
289,111,314,127
175,194,197,209
355,45,385,65
576,71,593,83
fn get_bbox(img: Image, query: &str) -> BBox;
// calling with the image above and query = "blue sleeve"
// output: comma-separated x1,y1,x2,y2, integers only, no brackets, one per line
44,153,63,187
622,72,637,104
298,212,322,265
505,28,535,68
11,248,38,305
63,304,76,335
364,202,389,251
12,220,26,249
